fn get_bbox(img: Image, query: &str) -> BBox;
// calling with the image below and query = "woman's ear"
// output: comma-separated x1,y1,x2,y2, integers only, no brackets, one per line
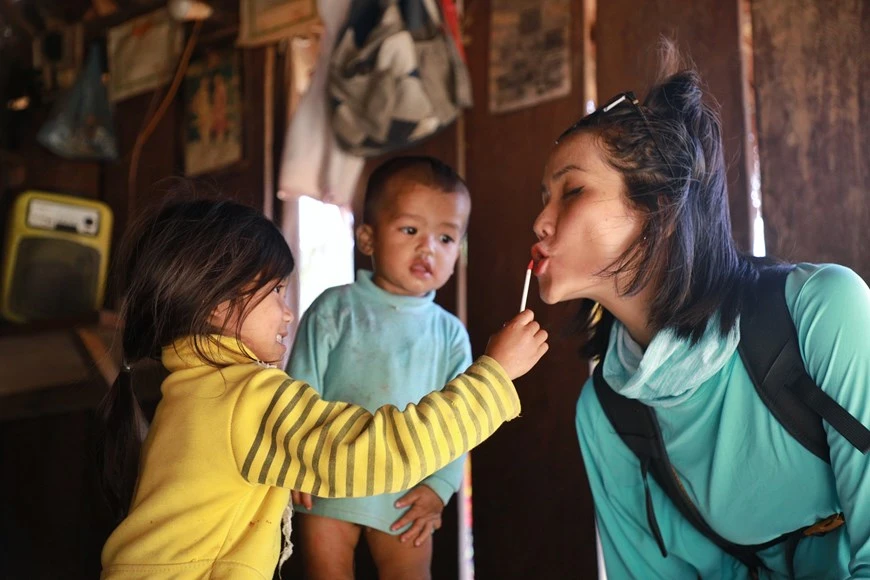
356,224,375,256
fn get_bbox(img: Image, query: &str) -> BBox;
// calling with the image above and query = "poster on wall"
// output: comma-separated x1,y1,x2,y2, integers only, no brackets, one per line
183,50,243,176
107,9,183,103
237,0,320,47
488,0,571,114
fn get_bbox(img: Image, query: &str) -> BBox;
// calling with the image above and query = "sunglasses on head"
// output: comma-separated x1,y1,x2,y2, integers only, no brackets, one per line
557,91,671,173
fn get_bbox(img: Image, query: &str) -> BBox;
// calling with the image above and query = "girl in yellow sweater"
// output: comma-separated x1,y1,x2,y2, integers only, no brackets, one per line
98,197,547,579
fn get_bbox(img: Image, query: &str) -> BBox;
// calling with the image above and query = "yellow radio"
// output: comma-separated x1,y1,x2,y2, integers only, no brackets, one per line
2,191,113,323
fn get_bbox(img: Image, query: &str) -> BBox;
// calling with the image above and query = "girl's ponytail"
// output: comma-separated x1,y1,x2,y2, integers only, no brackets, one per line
97,358,149,523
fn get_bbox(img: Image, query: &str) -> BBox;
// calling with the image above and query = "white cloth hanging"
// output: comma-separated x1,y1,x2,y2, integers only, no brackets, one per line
277,0,364,206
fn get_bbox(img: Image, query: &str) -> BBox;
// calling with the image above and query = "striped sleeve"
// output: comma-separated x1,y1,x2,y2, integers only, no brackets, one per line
421,325,474,503
231,356,520,497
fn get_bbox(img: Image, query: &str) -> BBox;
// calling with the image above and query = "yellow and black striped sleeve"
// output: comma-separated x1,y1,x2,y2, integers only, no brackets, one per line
231,356,520,497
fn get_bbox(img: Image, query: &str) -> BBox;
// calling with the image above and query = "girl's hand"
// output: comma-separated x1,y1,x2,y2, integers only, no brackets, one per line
391,485,444,546
484,309,549,379
291,490,313,510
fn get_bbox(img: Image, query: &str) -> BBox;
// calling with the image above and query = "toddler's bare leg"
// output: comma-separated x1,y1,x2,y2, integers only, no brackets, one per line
298,513,361,580
365,527,433,580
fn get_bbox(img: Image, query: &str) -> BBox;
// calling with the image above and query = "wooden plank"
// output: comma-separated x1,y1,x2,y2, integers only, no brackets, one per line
751,0,868,279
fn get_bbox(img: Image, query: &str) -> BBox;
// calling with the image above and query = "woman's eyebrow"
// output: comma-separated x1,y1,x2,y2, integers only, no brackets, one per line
551,164,587,181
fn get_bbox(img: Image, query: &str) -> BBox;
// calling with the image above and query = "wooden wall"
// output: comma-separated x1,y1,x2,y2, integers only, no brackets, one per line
14,119,102,199
462,1,596,578
102,44,268,254
0,411,112,578
751,0,869,279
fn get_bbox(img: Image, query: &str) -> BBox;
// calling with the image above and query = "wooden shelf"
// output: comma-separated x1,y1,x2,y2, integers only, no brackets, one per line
0,310,163,422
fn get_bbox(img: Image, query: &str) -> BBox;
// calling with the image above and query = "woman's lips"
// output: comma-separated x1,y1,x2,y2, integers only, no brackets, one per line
531,244,549,276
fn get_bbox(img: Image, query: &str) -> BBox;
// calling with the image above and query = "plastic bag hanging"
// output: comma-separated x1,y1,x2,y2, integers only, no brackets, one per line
37,43,119,161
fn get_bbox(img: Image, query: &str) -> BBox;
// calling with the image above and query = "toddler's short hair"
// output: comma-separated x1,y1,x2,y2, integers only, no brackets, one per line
363,156,469,226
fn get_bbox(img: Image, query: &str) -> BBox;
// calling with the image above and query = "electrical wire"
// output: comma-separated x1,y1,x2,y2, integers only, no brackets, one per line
127,19,203,201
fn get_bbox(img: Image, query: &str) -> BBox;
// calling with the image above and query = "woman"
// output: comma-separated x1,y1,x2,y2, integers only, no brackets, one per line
531,44,870,578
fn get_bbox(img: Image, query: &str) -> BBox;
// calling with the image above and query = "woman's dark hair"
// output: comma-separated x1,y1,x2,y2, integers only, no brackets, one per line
558,41,764,357
97,194,294,522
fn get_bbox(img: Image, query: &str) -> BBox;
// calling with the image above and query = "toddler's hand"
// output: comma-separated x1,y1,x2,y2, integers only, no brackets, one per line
391,485,444,546
484,309,549,379
291,490,313,510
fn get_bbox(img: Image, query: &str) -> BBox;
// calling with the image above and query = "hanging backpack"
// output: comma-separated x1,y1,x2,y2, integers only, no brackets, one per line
328,0,472,157
593,265,870,578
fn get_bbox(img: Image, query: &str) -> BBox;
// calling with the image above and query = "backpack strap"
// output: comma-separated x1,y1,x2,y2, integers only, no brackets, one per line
592,264,869,574
593,361,827,573
738,266,870,459
592,364,768,570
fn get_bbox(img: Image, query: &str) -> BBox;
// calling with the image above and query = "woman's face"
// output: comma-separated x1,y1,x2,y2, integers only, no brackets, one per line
532,132,645,305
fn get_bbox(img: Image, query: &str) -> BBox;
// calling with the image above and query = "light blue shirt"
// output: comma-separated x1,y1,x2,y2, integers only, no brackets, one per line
577,264,870,578
287,270,471,533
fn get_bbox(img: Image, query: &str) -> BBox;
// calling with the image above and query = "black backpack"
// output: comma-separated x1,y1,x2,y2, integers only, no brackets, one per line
593,266,870,577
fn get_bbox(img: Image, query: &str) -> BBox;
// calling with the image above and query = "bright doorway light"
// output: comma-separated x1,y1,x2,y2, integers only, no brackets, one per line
296,195,355,315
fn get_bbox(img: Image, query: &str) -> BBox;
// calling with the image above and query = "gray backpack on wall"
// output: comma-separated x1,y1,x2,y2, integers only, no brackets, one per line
328,0,472,157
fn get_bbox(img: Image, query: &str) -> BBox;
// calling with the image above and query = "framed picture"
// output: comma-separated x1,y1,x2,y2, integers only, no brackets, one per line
488,0,572,114
107,9,183,103
182,49,244,176
237,0,319,47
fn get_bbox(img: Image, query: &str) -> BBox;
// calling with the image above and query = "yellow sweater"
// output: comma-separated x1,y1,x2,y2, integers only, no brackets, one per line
101,336,520,579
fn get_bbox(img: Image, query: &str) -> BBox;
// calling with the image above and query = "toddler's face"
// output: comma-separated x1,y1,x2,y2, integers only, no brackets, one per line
362,184,470,297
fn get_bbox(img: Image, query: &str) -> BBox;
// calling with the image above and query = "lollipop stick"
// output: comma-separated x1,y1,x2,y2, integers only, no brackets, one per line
520,259,534,312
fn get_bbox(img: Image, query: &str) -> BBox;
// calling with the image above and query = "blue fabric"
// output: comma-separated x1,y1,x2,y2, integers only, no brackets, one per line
287,270,470,533
577,264,870,579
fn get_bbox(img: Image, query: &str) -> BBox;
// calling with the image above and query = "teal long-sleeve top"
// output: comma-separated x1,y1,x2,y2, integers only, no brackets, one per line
577,264,870,578
287,270,471,533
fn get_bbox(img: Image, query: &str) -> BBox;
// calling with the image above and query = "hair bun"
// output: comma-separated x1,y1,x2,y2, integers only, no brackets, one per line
643,38,710,130
646,70,705,127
